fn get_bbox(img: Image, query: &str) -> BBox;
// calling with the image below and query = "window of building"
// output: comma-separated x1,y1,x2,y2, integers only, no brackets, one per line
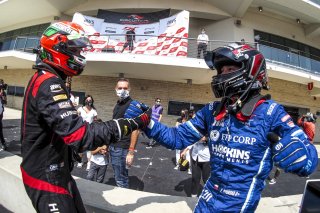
254,30,320,62
0,23,50,51
72,91,86,106
255,30,320,73
7,86,25,97
168,100,205,116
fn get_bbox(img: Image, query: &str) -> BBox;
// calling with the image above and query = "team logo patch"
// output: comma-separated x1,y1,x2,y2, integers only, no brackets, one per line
214,184,219,190
124,125,128,135
50,84,63,93
281,114,291,122
53,94,67,101
58,101,72,109
209,102,214,110
287,121,295,127
267,103,277,115
49,164,58,171
210,130,220,141
60,110,77,119
212,119,224,127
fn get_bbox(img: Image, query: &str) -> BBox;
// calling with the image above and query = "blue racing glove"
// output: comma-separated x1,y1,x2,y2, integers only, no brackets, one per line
272,134,317,176
124,100,149,119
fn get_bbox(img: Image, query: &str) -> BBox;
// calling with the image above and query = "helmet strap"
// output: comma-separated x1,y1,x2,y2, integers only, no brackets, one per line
240,93,270,117
213,97,229,117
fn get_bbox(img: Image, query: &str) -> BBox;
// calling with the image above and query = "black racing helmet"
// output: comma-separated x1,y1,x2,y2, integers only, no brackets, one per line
205,43,269,98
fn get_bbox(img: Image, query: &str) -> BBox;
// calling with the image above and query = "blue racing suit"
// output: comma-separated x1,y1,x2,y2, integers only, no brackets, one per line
145,100,318,212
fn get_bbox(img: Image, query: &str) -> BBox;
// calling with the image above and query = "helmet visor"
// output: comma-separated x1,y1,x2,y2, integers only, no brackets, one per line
67,34,92,50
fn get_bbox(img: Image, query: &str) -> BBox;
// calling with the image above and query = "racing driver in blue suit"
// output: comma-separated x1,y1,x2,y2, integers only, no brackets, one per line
144,43,318,212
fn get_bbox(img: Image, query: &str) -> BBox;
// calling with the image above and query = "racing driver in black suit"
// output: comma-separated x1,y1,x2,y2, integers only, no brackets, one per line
20,21,151,213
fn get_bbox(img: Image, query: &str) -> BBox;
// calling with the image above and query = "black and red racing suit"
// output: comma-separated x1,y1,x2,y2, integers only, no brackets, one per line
20,63,148,213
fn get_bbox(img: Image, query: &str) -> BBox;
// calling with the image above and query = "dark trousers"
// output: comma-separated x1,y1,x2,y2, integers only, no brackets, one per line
27,177,86,213
191,157,210,196
87,161,107,183
197,43,207,59
0,113,5,145
121,41,134,52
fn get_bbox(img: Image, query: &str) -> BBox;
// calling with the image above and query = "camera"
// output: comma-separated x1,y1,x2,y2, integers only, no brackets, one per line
304,113,317,123
0,79,7,90
0,83,7,90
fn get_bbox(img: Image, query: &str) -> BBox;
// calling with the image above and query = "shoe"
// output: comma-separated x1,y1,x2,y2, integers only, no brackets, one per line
146,146,152,149
2,143,8,151
174,165,179,170
191,194,197,198
188,169,192,175
269,178,276,184
86,162,91,171
77,162,83,168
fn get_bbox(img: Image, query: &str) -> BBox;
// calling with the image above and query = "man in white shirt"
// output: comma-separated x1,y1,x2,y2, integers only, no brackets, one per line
190,136,210,197
197,28,209,59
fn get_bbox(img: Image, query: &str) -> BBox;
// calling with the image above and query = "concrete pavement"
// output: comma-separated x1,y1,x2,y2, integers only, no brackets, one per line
2,107,320,212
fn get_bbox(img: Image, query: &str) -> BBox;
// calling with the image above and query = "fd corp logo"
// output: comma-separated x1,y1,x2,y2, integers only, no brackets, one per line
210,130,220,141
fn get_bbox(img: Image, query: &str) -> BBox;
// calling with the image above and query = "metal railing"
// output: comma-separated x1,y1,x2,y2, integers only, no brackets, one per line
11,36,40,53
258,44,320,75
88,34,240,59
5,35,320,75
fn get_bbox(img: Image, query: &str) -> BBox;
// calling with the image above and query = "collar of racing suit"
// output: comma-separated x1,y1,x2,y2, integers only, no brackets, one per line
33,61,67,80
215,94,271,122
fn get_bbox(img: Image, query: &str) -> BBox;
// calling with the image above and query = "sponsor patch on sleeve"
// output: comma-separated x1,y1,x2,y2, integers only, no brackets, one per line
267,103,277,115
58,101,72,109
287,121,295,127
209,102,214,110
53,94,68,101
281,114,291,122
50,84,63,93
60,110,78,119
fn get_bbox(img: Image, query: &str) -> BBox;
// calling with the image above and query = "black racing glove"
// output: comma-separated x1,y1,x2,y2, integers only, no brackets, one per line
114,107,152,138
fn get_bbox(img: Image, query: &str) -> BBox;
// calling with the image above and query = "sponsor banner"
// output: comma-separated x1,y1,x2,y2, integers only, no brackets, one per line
157,10,189,57
72,12,104,35
73,11,189,57
98,22,160,54
97,9,170,25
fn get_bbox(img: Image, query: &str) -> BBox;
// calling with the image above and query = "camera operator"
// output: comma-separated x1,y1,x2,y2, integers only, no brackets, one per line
0,79,8,150
298,112,317,144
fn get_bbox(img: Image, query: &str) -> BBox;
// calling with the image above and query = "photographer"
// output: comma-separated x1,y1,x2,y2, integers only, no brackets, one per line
0,79,8,150
298,112,317,143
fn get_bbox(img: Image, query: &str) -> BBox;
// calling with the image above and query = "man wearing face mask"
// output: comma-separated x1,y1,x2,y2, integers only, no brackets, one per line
197,28,209,59
146,98,164,148
110,78,142,188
